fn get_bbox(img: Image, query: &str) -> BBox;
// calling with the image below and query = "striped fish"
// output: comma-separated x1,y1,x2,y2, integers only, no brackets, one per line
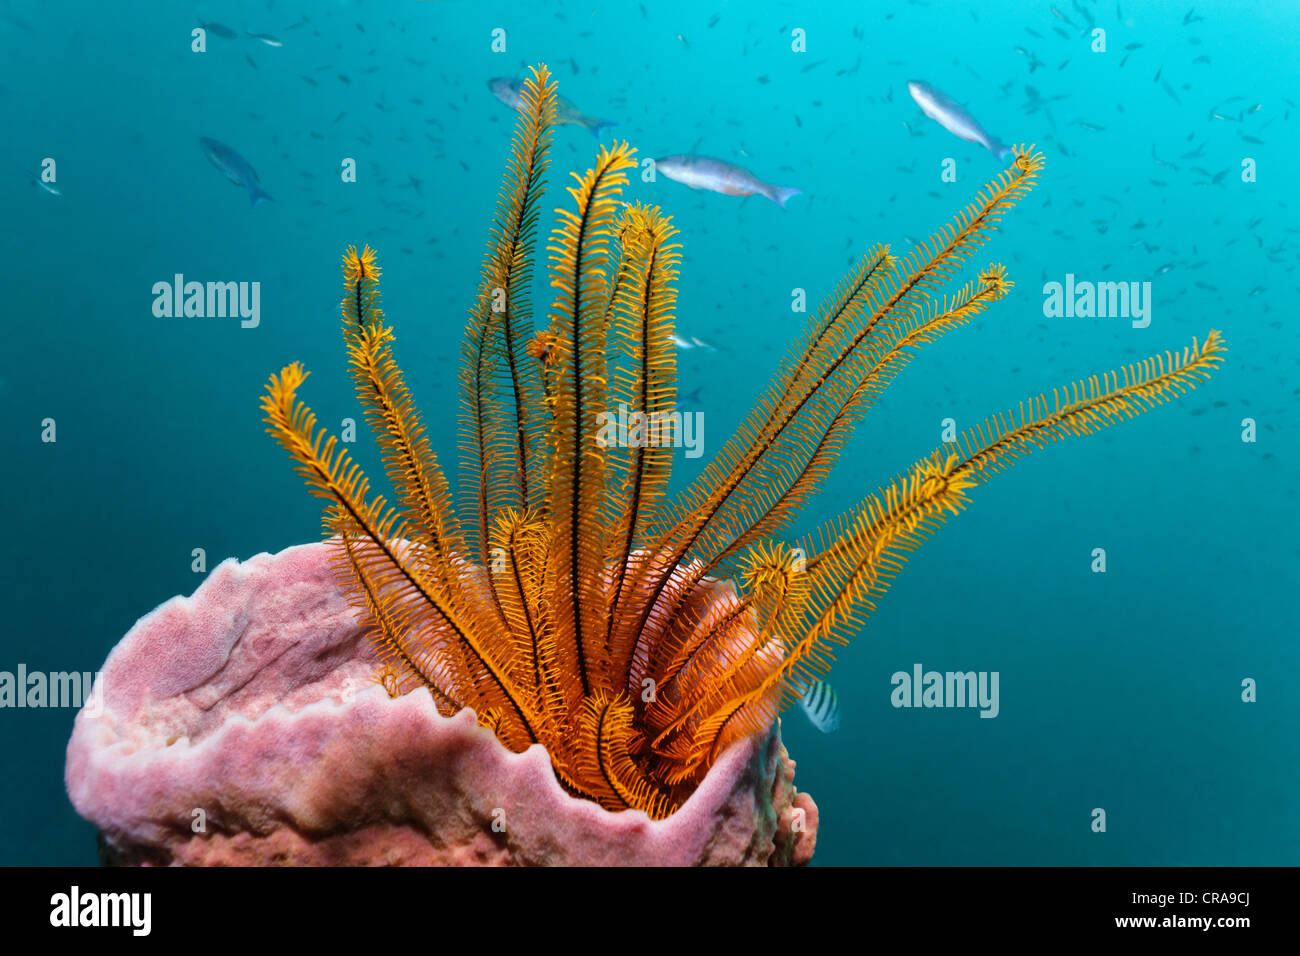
797,679,841,733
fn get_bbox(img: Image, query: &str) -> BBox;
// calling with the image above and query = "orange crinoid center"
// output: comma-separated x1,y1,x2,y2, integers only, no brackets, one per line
261,65,1225,819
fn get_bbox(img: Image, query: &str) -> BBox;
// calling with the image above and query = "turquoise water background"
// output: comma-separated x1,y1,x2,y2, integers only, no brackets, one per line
2,0,1296,865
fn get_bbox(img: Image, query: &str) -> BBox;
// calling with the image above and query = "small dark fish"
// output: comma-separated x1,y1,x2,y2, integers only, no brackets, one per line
1014,46,1044,73
199,137,273,207
198,20,238,39
1051,5,1074,25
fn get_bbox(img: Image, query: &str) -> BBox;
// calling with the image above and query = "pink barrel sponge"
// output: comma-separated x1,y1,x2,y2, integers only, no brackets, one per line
65,543,818,866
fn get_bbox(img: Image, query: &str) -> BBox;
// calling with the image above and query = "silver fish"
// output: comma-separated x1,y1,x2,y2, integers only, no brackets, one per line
487,77,617,137
907,80,1012,162
654,154,801,208
200,137,273,207
246,32,283,47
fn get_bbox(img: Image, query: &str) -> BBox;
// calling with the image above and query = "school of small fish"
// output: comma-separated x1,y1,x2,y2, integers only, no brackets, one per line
14,1,1285,640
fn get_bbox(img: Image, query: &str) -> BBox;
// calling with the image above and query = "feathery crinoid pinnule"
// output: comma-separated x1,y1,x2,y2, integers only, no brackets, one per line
261,65,1226,820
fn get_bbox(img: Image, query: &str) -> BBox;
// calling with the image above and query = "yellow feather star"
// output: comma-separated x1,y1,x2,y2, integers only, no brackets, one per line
260,64,1226,819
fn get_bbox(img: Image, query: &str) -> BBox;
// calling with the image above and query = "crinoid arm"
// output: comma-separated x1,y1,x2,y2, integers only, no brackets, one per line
543,140,638,700
460,65,557,567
